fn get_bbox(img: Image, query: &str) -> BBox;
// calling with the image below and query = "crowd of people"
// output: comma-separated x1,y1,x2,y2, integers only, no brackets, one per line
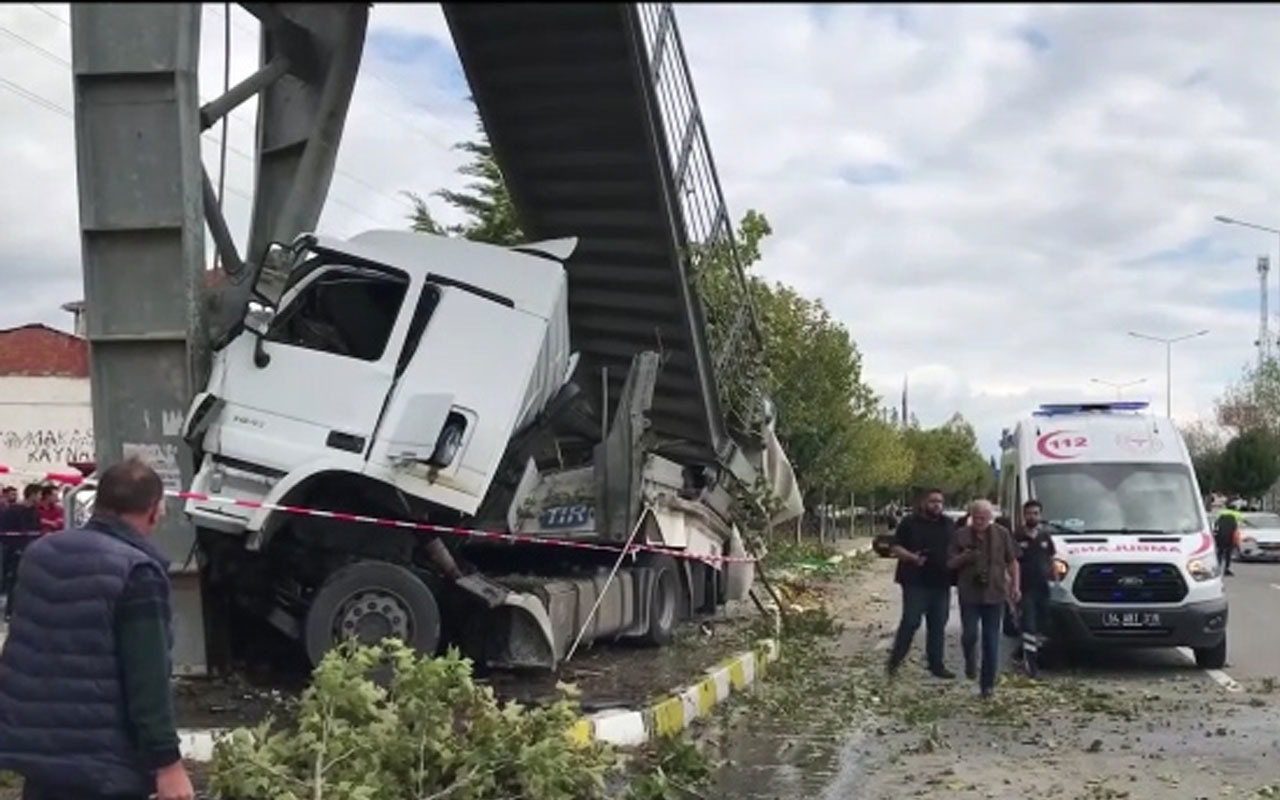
881,489,1057,698
0,483,66,597
0,483,65,534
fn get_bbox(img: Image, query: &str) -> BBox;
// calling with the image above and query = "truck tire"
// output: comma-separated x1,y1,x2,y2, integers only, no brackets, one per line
1194,638,1227,670
304,561,441,667
639,556,680,646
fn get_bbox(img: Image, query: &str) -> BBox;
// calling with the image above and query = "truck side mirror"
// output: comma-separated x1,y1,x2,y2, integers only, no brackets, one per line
244,300,274,337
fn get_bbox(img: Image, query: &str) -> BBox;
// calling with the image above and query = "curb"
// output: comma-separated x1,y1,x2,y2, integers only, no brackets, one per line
177,638,782,761
568,638,780,747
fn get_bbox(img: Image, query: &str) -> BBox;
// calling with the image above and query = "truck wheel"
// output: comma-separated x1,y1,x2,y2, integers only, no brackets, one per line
304,561,441,667
640,556,680,646
1194,638,1228,670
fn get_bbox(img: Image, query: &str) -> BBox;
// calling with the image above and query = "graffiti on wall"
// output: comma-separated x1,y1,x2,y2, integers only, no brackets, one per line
0,428,94,466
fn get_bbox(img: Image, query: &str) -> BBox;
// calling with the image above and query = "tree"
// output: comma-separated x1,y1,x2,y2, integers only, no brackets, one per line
1217,430,1280,499
1217,358,1280,439
700,212,910,503
403,117,524,246
900,414,992,503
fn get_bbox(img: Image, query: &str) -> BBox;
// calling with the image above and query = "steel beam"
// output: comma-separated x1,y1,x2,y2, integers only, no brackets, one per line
206,3,369,340
70,3,209,675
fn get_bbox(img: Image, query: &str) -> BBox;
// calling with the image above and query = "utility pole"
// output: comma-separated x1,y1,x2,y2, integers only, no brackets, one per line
1214,215,1280,359
1128,330,1209,418
1259,255,1271,368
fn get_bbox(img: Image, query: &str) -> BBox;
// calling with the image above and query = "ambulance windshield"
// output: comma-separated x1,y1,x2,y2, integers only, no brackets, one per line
1028,462,1202,535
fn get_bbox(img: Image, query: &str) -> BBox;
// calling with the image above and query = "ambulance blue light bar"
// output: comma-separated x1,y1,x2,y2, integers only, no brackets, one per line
1033,401,1150,417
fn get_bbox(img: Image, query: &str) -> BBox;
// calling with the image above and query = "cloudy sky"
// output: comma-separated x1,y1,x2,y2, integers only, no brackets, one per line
2,3,1276,457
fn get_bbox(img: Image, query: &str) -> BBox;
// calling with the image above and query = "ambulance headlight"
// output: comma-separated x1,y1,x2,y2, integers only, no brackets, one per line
1052,558,1069,580
1186,558,1213,582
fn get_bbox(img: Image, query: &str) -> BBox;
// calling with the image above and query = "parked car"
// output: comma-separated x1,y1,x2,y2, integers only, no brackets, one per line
1237,511,1280,562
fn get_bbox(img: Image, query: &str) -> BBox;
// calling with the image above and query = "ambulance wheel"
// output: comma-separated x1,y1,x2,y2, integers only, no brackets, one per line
1194,638,1227,670
640,556,680,646
304,561,441,667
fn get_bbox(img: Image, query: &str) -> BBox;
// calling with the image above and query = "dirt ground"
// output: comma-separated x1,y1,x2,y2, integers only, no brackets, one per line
168,590,769,736
707,557,1280,800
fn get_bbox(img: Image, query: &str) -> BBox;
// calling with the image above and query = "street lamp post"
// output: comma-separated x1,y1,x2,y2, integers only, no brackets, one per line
1214,214,1280,351
1090,377,1147,399
1127,330,1209,418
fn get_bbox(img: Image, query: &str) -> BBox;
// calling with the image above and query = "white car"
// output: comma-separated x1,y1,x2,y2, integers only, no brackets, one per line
1237,512,1280,562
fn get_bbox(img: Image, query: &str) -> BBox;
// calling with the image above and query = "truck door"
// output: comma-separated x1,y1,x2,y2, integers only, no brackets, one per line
214,263,412,473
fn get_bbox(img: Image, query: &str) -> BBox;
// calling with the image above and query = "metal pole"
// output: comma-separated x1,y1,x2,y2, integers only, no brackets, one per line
1166,341,1173,418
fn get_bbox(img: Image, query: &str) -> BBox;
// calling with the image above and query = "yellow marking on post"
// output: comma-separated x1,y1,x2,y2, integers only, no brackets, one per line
567,718,593,748
651,696,686,737
697,677,718,715
728,657,748,689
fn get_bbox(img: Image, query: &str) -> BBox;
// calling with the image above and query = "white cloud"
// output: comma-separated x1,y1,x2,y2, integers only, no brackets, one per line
1,3,1275,460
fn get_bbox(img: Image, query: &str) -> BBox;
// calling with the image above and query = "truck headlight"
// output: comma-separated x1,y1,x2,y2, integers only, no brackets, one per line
1186,558,1214,582
1052,558,1069,580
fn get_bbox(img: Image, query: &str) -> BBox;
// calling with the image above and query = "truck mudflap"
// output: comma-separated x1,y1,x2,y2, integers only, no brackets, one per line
454,574,560,670
454,568,656,671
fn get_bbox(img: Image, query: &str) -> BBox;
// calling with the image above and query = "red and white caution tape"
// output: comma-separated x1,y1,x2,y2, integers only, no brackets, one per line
0,463,757,565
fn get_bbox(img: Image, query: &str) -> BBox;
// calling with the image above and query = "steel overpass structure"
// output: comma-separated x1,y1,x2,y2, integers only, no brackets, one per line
69,2,762,673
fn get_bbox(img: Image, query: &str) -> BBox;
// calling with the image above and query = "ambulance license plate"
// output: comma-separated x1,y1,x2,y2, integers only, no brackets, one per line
1102,612,1160,628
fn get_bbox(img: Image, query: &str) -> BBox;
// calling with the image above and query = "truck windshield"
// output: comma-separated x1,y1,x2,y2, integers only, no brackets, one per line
265,259,409,362
1028,462,1202,534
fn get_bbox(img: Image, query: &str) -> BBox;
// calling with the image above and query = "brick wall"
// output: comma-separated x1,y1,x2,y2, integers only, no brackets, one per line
0,325,89,378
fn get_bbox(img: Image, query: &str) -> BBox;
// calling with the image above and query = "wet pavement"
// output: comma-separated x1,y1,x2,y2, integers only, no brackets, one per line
708,558,1280,800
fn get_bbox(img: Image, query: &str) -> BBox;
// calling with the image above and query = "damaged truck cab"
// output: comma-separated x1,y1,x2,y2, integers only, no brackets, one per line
183,230,799,670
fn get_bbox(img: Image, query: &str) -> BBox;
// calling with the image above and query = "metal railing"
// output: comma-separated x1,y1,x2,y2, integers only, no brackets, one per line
636,3,767,437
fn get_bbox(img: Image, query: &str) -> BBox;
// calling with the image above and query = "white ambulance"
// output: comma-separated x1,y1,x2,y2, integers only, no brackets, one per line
998,402,1228,668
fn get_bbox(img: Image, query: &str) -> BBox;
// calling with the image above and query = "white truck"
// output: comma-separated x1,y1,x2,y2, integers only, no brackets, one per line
179,230,802,669
998,401,1228,668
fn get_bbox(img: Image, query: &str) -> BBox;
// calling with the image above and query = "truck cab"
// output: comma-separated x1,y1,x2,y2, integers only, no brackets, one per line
179,229,799,671
999,402,1228,669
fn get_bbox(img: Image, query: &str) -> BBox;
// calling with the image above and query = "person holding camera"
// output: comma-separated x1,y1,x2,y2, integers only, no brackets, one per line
948,499,1020,699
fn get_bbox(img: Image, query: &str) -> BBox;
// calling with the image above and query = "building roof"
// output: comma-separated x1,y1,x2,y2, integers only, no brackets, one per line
0,324,89,378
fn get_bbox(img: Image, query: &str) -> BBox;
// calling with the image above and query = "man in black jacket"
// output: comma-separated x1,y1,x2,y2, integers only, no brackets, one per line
0,457,194,800
886,488,957,679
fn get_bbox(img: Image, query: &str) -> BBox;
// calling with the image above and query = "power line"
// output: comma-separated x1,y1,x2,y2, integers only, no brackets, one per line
11,4,429,228
26,3,67,27
0,24,69,66
0,75,71,119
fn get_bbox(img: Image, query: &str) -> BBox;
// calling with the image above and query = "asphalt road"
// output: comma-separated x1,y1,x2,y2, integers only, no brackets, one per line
1219,557,1280,680
712,559,1280,800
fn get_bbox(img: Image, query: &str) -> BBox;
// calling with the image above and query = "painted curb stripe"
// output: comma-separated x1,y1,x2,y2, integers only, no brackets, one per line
177,637,783,761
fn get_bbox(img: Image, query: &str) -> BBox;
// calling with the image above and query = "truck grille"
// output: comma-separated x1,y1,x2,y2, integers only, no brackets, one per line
1072,563,1188,604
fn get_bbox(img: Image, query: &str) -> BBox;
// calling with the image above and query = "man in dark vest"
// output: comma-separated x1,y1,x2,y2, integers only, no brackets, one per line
0,457,194,800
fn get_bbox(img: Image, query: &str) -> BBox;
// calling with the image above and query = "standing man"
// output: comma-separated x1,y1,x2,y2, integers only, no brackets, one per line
1013,499,1057,677
949,499,1020,698
0,457,194,800
1214,508,1238,578
886,488,957,680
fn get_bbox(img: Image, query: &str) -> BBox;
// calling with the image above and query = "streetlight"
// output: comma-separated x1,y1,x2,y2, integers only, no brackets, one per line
1127,330,1209,418
1090,377,1148,399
